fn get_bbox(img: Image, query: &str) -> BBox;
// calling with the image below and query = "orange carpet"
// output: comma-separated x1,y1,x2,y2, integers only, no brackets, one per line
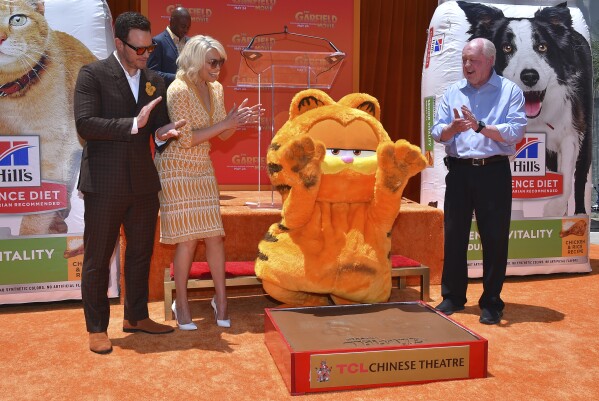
1,246,598,400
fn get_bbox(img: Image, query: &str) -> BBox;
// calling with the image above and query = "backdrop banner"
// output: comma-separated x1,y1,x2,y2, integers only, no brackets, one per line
421,1,592,277
0,0,118,303
144,0,358,187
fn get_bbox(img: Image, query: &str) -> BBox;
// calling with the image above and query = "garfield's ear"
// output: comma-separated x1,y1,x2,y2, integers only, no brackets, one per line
338,93,381,121
289,89,335,120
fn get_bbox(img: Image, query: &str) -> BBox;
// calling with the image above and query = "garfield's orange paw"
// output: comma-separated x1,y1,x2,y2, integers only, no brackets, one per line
377,140,426,192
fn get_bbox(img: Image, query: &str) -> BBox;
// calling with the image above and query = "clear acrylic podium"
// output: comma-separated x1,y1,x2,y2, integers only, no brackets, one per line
237,47,345,208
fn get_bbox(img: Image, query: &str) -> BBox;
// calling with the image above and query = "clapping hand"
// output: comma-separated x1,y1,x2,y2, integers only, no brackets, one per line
157,119,186,141
137,97,162,129
225,98,262,129
137,96,186,140
450,106,478,133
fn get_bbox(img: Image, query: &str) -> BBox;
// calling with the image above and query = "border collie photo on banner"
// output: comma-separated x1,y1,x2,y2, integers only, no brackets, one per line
421,1,592,276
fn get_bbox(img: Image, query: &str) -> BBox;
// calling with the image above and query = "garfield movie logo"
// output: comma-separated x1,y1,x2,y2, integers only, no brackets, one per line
295,11,338,28
232,153,266,169
231,33,275,50
232,0,276,11
167,5,212,22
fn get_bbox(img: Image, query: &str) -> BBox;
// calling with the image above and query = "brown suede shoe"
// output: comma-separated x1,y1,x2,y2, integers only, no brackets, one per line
123,318,174,334
89,332,112,354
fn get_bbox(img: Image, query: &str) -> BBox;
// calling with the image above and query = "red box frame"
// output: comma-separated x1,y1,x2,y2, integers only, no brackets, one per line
264,301,488,395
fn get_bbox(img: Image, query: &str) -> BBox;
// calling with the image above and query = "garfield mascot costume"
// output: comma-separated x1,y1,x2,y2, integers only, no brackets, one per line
255,89,426,306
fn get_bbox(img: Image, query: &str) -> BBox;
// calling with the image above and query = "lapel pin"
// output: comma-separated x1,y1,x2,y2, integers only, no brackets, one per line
145,82,156,96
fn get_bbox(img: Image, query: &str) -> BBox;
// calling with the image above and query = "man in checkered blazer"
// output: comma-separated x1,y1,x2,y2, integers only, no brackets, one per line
74,12,184,354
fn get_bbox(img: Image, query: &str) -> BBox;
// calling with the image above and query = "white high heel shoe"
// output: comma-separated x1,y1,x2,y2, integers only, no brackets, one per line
211,297,231,328
172,300,197,331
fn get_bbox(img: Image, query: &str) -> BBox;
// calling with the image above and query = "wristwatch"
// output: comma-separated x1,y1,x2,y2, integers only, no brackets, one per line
475,120,486,133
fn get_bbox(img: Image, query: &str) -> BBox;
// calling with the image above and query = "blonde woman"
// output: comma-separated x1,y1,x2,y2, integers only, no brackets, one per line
155,35,260,329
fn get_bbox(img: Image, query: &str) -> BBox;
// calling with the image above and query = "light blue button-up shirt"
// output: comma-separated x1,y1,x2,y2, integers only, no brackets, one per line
430,70,527,158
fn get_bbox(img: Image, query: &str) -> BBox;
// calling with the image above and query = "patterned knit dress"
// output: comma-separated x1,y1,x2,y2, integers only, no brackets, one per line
154,77,226,244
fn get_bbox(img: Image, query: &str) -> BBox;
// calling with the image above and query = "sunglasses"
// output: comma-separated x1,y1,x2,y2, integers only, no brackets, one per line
121,39,157,55
207,58,225,69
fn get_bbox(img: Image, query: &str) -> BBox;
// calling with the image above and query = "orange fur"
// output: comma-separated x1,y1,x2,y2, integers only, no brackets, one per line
255,89,426,306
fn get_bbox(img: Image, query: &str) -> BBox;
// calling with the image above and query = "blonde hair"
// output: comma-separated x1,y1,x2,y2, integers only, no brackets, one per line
176,35,227,82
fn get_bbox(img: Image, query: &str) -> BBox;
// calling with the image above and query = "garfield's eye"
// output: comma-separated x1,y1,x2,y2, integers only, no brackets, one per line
538,44,547,52
9,14,28,26
502,44,512,54
326,149,375,158
352,150,376,158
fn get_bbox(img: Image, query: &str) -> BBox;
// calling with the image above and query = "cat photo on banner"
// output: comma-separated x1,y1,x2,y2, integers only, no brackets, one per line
0,0,97,235
0,0,118,304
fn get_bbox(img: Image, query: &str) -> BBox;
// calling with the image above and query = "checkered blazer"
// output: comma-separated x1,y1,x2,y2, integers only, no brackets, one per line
74,54,169,195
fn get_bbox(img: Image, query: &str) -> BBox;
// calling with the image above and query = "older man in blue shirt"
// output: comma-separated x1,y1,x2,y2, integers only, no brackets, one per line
431,37,526,325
